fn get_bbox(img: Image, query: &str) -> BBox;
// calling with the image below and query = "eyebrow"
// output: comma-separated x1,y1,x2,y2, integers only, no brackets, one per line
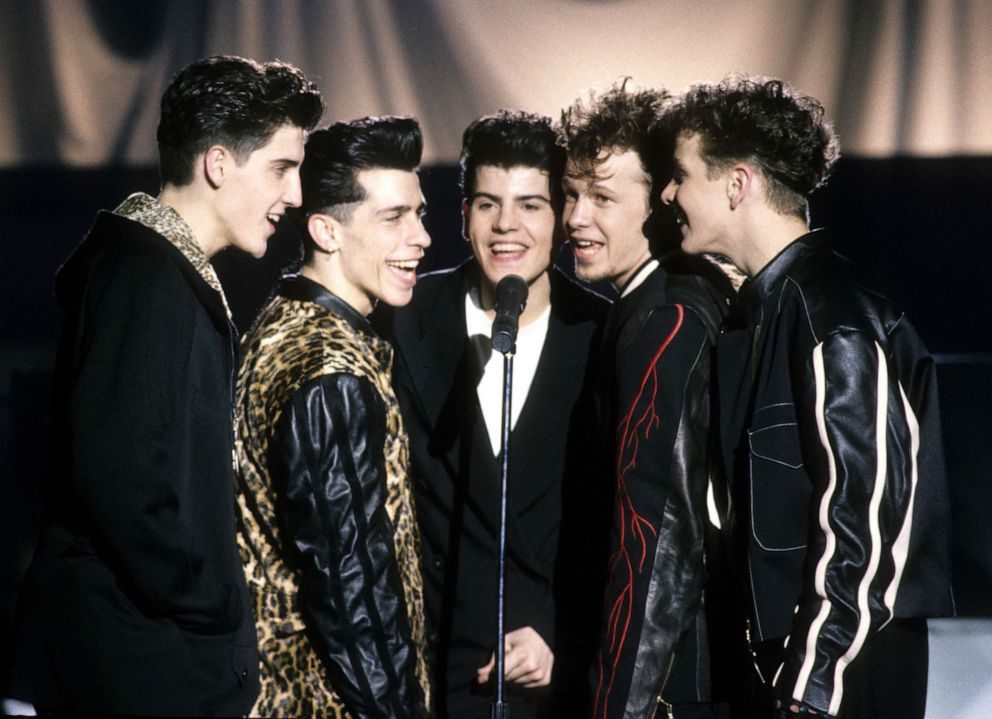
271,158,301,168
472,191,551,203
375,201,427,217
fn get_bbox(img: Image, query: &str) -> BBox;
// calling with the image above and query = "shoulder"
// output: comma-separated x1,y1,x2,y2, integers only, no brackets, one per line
244,299,367,380
778,248,904,345
661,254,732,341
410,262,468,311
549,266,611,326
65,213,199,306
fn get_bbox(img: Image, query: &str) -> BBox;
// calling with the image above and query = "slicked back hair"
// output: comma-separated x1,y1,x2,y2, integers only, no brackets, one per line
663,74,840,219
157,55,323,187
460,110,566,211
558,79,673,186
292,116,423,257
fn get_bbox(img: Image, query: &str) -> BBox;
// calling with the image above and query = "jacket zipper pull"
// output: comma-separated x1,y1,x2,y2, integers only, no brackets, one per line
653,694,674,719
745,618,767,684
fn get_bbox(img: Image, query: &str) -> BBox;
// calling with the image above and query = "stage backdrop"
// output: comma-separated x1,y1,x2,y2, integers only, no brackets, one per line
2,0,992,166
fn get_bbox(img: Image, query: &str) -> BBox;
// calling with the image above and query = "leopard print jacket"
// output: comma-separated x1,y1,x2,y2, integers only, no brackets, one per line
235,281,429,717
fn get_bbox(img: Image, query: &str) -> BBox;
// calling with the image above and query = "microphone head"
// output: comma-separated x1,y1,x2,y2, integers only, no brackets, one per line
491,275,529,354
495,274,528,307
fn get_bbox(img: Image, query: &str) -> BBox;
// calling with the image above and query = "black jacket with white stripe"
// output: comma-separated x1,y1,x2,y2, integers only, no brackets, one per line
715,230,954,716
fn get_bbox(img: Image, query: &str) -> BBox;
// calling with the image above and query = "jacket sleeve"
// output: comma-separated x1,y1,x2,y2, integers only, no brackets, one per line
269,373,427,719
592,305,710,719
774,330,923,716
66,251,238,632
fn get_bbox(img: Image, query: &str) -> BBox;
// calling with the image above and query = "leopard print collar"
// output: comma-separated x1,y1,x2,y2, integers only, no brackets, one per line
114,192,232,320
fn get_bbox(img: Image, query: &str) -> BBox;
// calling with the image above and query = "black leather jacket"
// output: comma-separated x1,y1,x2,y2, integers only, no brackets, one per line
716,231,954,716
237,277,428,718
593,258,729,718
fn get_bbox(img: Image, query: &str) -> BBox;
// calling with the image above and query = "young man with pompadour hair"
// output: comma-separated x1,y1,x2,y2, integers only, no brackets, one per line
9,55,323,716
235,116,433,718
380,109,611,718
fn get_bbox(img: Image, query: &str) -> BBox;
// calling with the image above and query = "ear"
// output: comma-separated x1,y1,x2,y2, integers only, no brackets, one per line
307,213,342,254
727,163,754,211
203,145,229,189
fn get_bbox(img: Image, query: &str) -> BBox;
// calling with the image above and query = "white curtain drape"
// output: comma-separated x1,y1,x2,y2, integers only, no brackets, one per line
2,0,990,166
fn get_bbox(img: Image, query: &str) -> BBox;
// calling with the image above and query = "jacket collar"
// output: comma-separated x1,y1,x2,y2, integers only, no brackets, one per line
739,228,828,326
278,274,377,337
113,192,232,320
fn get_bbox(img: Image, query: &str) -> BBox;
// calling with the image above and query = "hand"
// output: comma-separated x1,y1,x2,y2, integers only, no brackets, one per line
775,699,828,717
476,626,554,688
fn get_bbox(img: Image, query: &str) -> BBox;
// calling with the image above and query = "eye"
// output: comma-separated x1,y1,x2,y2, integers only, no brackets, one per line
522,202,541,212
593,193,612,205
384,213,401,223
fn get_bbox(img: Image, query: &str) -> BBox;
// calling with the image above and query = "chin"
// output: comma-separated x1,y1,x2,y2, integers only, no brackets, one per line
574,263,604,284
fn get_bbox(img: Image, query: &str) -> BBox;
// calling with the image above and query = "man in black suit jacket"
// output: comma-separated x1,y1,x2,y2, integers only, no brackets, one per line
381,111,610,717
7,56,322,715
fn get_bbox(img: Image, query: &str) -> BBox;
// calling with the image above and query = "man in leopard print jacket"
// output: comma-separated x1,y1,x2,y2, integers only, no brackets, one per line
234,117,433,718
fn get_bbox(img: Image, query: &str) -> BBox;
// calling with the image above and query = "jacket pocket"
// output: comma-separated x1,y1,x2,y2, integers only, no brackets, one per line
748,403,809,551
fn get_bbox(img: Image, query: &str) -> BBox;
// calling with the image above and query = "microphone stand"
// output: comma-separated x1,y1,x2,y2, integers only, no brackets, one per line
489,274,526,719
492,344,513,719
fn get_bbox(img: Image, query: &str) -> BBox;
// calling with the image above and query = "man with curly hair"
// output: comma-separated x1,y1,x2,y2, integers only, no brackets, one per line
7,56,323,715
560,82,731,719
661,75,953,719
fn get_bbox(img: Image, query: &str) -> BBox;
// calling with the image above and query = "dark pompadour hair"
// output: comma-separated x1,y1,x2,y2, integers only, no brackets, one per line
290,116,422,254
459,110,566,210
157,55,323,187
663,74,840,219
558,79,673,185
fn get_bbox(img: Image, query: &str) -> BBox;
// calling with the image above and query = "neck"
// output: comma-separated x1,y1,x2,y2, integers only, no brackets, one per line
301,259,373,316
159,184,224,258
479,270,551,328
738,214,810,277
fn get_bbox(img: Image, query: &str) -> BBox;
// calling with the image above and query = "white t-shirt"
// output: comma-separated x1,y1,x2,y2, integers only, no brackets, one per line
464,284,551,455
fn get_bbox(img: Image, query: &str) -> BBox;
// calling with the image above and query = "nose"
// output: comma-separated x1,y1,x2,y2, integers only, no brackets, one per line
660,179,677,206
494,204,517,232
565,195,590,229
411,216,431,249
283,170,303,208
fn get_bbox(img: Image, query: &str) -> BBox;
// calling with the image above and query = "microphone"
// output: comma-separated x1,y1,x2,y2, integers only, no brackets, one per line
490,275,528,355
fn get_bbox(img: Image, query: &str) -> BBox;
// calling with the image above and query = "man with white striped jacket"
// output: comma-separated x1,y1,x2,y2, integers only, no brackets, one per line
660,75,954,718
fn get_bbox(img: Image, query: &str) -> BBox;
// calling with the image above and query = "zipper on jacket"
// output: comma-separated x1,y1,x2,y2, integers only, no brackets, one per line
745,618,768,685
650,652,677,718
228,319,240,474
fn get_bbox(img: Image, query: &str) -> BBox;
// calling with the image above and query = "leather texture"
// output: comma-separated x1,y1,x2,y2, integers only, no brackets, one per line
593,259,730,719
717,230,953,716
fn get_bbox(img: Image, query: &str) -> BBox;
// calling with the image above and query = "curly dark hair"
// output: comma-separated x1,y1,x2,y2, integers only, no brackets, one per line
558,79,672,184
291,116,423,257
664,74,840,218
460,110,565,210
157,55,323,187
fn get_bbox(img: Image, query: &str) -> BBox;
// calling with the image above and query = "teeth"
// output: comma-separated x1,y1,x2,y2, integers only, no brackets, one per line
575,240,595,248
387,260,419,270
267,214,280,223
492,243,526,254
